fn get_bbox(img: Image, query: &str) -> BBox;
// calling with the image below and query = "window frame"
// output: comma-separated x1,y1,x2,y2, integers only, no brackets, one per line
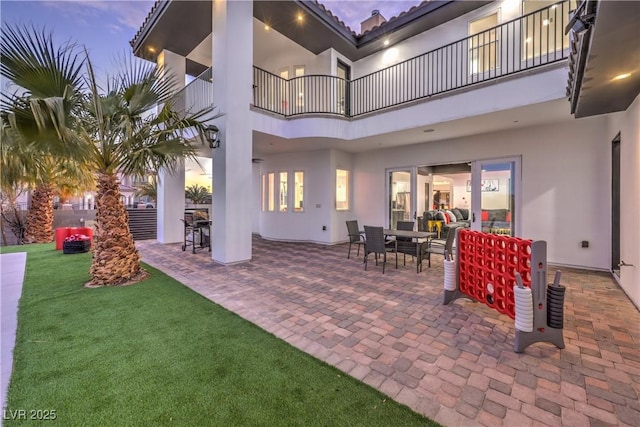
279,171,288,212
336,169,350,211
294,170,304,213
468,11,501,75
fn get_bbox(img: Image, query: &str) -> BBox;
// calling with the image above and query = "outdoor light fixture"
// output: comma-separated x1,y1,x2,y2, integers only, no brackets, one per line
205,125,220,149
565,2,595,35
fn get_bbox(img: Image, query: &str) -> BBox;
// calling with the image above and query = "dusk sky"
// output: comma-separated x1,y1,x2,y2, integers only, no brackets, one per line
1,0,420,89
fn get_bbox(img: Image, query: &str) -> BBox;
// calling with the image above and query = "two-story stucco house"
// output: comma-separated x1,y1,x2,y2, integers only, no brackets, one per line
130,0,640,308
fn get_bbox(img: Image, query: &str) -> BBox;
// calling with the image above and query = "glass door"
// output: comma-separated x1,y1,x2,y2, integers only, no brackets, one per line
387,169,415,229
470,157,520,236
337,61,350,116
612,134,620,276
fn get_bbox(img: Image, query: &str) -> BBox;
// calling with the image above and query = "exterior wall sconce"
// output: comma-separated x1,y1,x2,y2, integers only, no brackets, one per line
206,125,220,149
565,1,595,35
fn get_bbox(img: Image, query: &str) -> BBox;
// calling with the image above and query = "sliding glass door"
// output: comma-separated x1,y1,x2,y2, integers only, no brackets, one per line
387,169,415,229
470,157,521,236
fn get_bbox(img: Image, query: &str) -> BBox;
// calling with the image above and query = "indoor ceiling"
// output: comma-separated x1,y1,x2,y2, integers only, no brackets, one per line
252,98,574,157
572,1,640,118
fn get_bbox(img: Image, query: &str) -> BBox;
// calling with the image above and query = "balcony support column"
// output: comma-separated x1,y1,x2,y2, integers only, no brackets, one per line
156,49,186,243
211,0,253,264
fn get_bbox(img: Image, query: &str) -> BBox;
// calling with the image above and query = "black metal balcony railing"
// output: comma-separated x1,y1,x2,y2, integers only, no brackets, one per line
253,1,572,118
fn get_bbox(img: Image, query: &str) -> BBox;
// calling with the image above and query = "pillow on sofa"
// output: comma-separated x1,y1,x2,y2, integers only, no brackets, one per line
445,210,457,223
437,211,449,224
451,208,464,221
458,208,470,220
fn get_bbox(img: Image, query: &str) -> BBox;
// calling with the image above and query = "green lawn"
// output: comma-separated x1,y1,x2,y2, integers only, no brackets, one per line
2,243,438,426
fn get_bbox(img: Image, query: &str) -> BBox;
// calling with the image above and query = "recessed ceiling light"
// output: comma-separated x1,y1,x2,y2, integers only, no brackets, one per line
148,47,156,53
383,39,390,46
264,24,270,31
613,73,631,81
297,14,303,22
423,128,435,133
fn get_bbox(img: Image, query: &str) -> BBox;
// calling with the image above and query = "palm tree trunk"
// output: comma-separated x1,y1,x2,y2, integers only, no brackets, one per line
23,184,54,243
89,172,141,286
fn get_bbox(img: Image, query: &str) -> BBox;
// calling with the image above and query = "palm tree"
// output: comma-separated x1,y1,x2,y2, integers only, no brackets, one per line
1,24,215,286
1,119,92,243
185,184,210,204
0,122,28,245
23,156,94,243
135,179,157,203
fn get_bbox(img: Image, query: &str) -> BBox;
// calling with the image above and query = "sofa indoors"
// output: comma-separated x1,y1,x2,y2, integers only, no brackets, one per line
419,208,470,238
418,208,512,237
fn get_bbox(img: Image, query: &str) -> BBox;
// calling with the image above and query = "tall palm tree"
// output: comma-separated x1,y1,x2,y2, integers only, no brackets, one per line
1,24,215,286
1,124,95,243
23,156,94,243
0,121,28,245
1,29,93,243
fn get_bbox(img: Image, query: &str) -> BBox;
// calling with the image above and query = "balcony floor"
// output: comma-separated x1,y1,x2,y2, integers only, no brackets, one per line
137,236,640,426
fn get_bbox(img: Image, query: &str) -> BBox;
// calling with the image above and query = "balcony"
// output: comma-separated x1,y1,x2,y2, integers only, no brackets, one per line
173,67,213,115
182,1,572,120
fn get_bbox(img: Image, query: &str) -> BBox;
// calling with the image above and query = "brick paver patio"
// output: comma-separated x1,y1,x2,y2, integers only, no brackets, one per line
137,237,640,427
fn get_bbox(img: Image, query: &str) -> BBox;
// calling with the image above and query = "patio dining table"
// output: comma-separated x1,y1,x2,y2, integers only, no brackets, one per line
383,229,435,272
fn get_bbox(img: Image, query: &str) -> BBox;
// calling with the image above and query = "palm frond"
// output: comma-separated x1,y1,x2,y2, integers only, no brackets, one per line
0,24,85,98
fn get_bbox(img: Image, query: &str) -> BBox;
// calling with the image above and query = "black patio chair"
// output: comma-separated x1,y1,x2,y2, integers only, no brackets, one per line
363,226,397,273
395,221,417,267
346,220,365,260
423,226,456,267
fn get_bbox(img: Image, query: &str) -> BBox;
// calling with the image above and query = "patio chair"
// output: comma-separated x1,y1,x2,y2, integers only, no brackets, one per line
423,226,456,267
395,221,416,267
346,220,365,260
363,226,397,273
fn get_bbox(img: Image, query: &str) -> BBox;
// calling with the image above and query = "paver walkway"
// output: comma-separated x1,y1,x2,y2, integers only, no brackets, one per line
1,252,27,421
137,237,640,427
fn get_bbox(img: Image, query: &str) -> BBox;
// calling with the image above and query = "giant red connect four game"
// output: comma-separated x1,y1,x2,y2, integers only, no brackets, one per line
457,229,532,319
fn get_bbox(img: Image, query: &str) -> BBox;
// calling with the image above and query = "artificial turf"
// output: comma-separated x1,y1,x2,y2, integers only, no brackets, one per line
2,243,439,426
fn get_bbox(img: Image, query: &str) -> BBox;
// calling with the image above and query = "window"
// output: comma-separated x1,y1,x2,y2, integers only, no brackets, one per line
336,169,349,210
268,173,275,211
279,172,288,212
261,174,267,211
261,173,275,212
294,171,304,212
278,68,289,113
294,66,305,109
469,13,499,74
522,0,574,61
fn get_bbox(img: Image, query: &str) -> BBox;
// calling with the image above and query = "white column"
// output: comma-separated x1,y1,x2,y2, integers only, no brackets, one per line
156,50,186,243
211,0,253,263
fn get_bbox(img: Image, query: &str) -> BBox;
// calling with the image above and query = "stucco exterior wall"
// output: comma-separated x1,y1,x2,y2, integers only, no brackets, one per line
347,116,610,270
257,150,334,244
